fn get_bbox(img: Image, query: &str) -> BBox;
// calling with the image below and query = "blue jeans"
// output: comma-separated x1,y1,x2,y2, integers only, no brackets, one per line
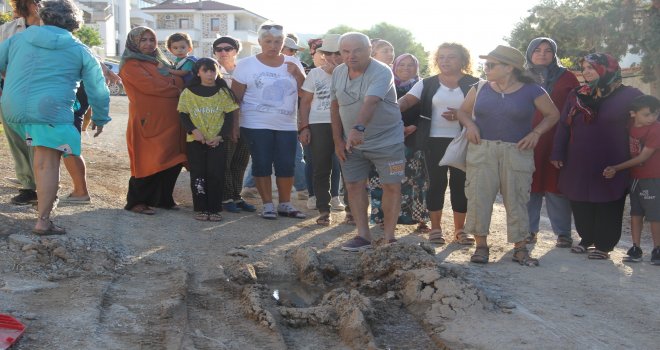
243,160,255,187
527,192,572,237
294,141,307,191
241,128,297,177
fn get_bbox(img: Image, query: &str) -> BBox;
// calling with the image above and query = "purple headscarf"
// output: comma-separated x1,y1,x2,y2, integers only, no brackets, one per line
392,53,419,93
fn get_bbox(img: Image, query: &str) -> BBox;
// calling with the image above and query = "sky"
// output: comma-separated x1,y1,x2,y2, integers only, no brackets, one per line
228,0,539,59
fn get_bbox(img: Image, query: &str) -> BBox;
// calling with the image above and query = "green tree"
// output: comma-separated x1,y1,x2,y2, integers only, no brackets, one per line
0,12,13,26
506,0,655,81
74,26,102,47
324,23,429,76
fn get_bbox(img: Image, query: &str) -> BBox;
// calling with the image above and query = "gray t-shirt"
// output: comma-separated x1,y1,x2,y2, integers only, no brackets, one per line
331,59,403,150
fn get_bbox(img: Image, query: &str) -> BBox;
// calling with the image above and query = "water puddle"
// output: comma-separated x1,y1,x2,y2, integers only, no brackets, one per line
265,280,329,308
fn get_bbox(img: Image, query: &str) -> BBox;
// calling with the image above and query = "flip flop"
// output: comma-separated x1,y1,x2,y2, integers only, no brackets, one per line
59,194,91,204
32,221,66,235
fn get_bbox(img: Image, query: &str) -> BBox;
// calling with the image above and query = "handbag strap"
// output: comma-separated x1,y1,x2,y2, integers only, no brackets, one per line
472,80,487,119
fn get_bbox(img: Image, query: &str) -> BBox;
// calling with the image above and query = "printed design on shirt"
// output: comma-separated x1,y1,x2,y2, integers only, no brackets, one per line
629,135,642,158
388,160,405,176
254,72,297,115
314,80,332,111
638,189,656,201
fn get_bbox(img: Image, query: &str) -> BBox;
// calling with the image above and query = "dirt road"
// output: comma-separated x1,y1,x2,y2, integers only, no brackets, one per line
0,96,657,350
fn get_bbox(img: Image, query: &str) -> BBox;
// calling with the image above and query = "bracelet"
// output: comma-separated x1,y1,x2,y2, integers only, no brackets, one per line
532,130,541,136
298,125,310,134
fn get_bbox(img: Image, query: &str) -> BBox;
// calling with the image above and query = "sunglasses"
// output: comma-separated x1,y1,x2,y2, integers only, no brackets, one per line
484,62,506,69
323,52,341,56
214,46,234,52
261,24,283,31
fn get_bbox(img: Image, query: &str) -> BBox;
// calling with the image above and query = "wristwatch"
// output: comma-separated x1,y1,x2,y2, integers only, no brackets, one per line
353,124,366,132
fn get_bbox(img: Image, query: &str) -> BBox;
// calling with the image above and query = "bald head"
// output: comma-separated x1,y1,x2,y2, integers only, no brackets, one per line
339,32,372,72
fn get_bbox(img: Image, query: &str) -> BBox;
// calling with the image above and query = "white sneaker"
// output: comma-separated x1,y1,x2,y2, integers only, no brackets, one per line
330,196,346,211
307,196,317,210
297,190,309,200
240,187,259,199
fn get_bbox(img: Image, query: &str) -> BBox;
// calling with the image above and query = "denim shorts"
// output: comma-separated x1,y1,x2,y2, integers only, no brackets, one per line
241,127,297,177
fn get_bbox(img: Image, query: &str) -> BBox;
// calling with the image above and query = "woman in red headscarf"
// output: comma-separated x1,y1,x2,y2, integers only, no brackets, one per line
551,53,643,260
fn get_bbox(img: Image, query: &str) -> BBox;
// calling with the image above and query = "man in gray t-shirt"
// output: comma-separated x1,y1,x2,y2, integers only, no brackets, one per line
330,32,405,252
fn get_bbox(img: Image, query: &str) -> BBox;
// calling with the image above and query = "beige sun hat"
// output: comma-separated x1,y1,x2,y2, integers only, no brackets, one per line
284,37,304,50
479,45,525,71
317,34,341,53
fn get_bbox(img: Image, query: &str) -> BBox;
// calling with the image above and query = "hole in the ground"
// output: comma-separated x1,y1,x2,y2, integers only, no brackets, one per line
264,278,329,307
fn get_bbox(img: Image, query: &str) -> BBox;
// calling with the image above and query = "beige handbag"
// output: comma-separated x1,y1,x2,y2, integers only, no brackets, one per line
438,80,486,171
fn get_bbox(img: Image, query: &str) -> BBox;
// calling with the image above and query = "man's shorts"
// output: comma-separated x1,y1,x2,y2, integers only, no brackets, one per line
341,143,405,184
630,178,660,221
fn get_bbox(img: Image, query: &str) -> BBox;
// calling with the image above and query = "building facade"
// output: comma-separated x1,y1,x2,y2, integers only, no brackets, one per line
142,0,267,59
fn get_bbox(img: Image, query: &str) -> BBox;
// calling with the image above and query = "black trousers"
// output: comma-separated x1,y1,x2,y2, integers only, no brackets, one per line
309,123,349,213
222,138,250,201
425,137,467,213
125,164,183,210
187,141,225,213
570,195,626,252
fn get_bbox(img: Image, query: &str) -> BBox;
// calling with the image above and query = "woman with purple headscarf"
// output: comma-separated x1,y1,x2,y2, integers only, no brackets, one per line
551,53,643,260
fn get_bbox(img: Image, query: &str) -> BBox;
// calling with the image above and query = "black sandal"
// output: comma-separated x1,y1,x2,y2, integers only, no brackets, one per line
316,213,331,226
587,249,609,260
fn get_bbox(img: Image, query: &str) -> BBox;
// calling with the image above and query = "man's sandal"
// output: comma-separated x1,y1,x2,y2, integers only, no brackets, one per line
470,246,489,264
428,229,445,245
512,247,539,267
316,213,331,227
454,229,475,245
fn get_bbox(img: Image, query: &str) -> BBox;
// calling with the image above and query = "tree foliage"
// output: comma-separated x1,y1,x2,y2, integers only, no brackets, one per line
507,0,657,83
310,22,429,76
0,12,13,26
74,26,102,47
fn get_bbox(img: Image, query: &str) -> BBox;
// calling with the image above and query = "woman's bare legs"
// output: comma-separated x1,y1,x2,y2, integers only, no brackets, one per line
63,155,89,198
33,146,63,231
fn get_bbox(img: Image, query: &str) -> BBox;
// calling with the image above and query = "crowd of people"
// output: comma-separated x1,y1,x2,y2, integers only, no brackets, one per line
1,0,659,266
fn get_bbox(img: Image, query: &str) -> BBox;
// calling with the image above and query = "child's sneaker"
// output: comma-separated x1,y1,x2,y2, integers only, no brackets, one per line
623,245,643,263
651,247,660,266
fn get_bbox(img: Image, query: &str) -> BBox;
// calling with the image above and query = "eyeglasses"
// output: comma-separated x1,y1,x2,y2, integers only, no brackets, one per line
214,46,234,52
484,62,505,69
261,24,283,31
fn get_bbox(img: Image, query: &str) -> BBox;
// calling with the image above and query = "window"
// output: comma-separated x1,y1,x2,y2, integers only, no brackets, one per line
211,18,220,32
179,18,190,29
